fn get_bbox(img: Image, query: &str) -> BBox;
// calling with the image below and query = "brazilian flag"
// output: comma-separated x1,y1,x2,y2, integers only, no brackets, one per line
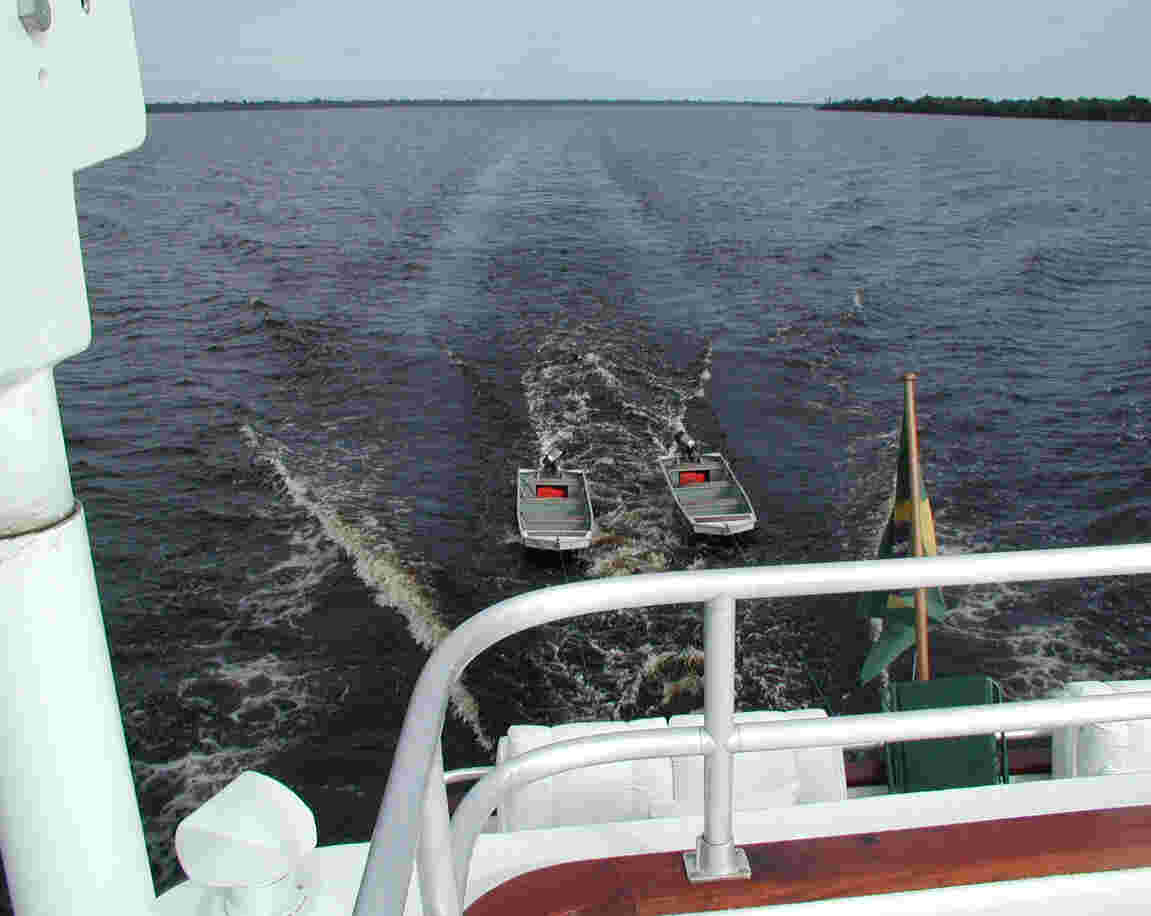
857,409,947,684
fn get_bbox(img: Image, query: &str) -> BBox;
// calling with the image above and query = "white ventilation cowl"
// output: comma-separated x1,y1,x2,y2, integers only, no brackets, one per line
175,771,318,915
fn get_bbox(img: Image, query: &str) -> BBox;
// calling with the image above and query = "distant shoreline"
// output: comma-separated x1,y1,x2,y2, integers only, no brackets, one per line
145,98,814,114
819,95,1151,122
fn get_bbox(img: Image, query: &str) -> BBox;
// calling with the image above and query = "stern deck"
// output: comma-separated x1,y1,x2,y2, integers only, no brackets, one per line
467,803,1151,916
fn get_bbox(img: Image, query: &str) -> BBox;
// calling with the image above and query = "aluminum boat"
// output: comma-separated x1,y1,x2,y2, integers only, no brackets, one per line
659,433,757,536
516,452,595,551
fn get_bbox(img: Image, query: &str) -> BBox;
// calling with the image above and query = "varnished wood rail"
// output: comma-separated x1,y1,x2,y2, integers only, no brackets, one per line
467,803,1151,916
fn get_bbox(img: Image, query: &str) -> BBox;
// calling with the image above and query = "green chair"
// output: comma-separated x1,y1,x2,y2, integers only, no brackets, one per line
884,675,1008,793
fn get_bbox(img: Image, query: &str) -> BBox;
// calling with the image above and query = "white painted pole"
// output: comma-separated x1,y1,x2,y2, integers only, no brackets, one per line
688,595,749,881
418,744,461,916
3,1,153,900
702,597,735,851
0,384,154,915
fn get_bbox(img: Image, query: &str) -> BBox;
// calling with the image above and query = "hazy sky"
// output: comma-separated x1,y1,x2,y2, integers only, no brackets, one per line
132,1,1147,102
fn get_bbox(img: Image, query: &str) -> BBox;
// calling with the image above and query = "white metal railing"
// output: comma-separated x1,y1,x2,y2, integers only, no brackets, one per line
352,543,1151,916
442,766,492,786
449,691,1151,896
438,727,1053,784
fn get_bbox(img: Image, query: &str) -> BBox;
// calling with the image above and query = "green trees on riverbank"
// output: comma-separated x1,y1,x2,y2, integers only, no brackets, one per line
819,95,1151,122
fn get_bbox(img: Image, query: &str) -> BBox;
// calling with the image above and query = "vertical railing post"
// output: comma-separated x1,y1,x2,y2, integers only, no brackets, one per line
418,742,462,916
683,594,750,882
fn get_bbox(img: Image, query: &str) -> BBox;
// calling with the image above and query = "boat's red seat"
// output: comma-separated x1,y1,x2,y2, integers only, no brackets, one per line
493,710,847,833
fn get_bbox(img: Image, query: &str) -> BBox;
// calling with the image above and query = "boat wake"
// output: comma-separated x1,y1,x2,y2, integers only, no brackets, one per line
475,313,834,723
520,313,712,576
117,482,355,891
240,424,489,746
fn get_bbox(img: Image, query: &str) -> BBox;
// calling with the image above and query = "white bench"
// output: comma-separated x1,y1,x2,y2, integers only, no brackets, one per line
495,710,846,832
1053,680,1151,778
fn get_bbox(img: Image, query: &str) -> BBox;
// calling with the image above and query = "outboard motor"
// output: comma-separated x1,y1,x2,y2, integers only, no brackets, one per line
541,449,562,477
675,431,699,461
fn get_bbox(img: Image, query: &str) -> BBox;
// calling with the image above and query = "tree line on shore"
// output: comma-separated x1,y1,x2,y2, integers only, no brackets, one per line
819,95,1151,122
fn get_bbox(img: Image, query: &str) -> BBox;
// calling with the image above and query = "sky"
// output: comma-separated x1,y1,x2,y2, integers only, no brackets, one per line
131,1,1148,103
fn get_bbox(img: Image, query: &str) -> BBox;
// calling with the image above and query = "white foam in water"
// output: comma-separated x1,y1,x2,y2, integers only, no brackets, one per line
240,424,489,747
929,521,1132,698
518,320,711,715
238,522,342,628
515,320,828,721
135,652,316,888
208,653,332,725
521,320,712,572
585,541,671,578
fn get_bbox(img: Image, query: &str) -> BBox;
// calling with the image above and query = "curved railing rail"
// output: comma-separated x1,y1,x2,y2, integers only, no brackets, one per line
351,543,1151,916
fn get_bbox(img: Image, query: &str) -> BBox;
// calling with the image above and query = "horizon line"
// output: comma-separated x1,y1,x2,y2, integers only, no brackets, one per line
144,96,818,106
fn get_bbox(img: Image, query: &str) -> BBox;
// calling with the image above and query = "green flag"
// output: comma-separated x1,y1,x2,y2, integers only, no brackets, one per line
858,408,947,684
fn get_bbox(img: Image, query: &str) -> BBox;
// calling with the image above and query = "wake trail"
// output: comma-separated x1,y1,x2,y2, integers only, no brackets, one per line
241,424,490,748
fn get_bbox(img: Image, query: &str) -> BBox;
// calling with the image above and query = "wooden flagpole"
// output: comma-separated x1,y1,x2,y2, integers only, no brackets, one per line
903,372,931,681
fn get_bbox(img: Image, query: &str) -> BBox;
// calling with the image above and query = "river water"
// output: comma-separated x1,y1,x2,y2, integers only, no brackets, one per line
53,104,1151,890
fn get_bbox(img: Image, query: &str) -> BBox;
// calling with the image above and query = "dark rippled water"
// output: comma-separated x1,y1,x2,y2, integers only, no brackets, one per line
54,105,1151,891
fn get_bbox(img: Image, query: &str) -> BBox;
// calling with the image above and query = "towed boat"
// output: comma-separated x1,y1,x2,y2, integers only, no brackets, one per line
659,433,756,536
516,452,595,551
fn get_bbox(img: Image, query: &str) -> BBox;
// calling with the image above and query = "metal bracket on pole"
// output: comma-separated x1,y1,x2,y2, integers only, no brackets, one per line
683,835,751,883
